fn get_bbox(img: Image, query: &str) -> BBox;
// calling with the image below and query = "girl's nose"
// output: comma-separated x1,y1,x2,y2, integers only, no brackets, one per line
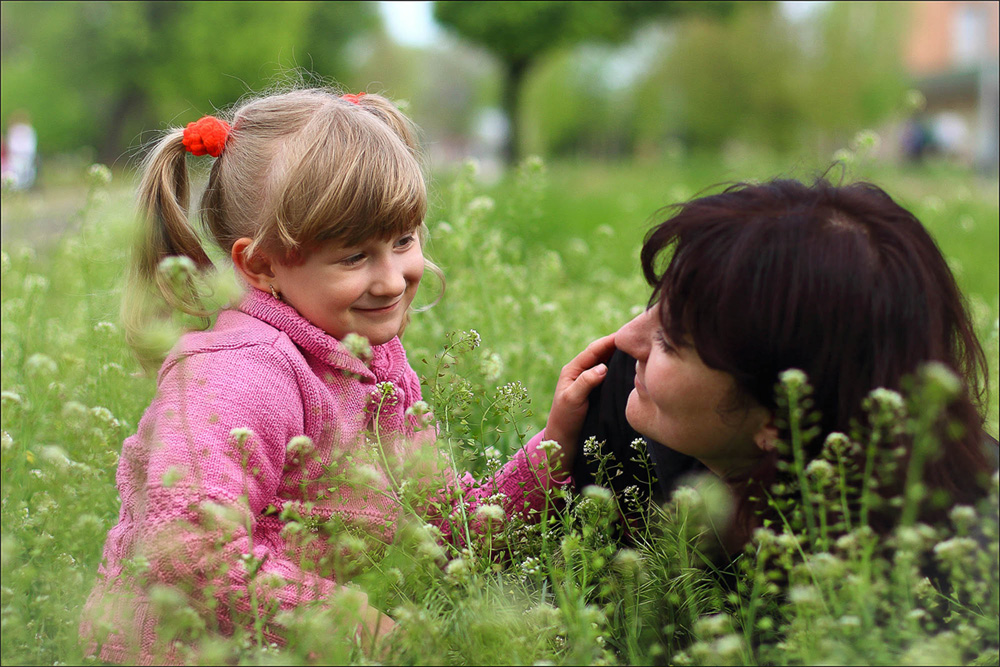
615,309,654,360
370,256,408,297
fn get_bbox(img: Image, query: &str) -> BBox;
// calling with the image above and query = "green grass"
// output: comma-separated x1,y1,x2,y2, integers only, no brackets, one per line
1,153,998,665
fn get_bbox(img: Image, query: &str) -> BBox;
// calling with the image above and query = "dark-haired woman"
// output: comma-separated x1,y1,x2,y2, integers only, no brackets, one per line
551,177,998,550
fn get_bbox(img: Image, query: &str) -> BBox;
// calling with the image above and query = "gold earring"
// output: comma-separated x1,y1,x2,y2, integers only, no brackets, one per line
269,284,281,301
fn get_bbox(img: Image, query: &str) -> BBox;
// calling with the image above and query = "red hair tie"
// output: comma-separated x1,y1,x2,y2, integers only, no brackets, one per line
342,92,367,105
182,116,231,157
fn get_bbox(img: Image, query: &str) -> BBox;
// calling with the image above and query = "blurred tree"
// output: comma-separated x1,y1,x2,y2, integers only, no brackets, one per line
433,0,736,162
1,1,378,164
634,2,908,156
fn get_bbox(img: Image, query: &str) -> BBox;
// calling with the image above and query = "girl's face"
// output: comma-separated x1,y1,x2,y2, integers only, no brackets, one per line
271,229,424,345
614,307,773,478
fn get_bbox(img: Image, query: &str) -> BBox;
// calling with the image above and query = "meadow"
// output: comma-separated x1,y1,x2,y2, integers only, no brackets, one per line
1,147,998,665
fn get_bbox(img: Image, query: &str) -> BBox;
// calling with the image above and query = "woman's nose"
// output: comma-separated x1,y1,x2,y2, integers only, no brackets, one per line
615,309,653,360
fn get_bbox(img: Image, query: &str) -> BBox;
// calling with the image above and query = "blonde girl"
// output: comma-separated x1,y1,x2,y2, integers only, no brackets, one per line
81,88,612,663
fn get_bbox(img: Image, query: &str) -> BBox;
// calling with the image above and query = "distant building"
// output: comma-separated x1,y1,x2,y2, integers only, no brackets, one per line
902,1,999,171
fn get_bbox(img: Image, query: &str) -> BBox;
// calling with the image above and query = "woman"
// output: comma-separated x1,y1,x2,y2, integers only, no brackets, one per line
562,177,998,549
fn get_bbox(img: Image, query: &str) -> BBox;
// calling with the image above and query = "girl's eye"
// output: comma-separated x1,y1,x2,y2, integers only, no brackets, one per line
340,253,365,266
395,234,416,249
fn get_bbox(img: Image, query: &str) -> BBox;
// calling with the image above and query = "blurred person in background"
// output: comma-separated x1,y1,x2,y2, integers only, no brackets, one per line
3,110,38,190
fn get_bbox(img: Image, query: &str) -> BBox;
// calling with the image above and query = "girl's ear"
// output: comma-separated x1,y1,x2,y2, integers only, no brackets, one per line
231,238,276,292
753,416,779,453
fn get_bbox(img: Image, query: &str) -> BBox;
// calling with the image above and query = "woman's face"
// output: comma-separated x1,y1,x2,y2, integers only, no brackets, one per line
614,307,773,478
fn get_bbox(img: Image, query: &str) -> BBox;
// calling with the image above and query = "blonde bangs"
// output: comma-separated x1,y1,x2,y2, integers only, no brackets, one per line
270,105,426,254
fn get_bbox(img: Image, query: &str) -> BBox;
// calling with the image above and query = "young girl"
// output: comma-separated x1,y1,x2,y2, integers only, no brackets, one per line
81,88,612,663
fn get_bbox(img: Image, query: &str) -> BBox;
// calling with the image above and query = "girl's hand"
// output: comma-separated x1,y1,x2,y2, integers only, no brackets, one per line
544,333,617,478
358,601,396,657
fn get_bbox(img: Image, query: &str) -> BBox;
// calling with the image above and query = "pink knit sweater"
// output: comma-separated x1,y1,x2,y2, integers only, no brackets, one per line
81,288,566,664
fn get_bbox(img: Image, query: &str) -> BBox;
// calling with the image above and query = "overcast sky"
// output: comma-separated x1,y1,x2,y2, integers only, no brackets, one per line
378,1,827,47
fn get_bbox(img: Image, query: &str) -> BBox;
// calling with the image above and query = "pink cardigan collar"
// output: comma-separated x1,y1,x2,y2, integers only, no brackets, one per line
238,287,410,385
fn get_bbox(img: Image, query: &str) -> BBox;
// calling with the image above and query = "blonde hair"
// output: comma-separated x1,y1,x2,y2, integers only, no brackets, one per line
123,87,438,370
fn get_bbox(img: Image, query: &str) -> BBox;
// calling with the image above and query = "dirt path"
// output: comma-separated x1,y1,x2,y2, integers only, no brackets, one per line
1,182,137,252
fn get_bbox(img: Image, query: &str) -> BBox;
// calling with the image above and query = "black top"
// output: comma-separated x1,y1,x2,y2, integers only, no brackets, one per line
571,348,706,509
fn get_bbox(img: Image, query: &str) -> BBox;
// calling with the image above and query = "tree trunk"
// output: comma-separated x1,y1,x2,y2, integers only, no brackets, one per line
99,86,147,165
501,58,529,165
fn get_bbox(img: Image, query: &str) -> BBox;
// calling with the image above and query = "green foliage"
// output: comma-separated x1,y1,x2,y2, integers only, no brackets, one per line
634,2,909,155
1,153,997,664
433,0,736,160
0,1,378,161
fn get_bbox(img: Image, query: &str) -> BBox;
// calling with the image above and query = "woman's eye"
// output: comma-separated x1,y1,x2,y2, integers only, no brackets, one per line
655,330,676,353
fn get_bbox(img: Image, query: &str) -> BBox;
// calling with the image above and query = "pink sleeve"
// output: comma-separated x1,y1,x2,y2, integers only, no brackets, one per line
127,345,336,643
430,430,572,544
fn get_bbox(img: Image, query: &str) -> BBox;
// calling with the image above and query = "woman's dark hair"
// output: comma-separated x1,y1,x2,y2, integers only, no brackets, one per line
640,177,990,539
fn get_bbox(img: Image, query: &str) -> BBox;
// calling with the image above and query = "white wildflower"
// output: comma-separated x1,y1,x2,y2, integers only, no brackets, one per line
1,391,23,405
161,466,186,488
1,431,12,452
582,485,613,503
23,274,49,294
40,445,72,470
832,148,855,166
25,353,57,376
788,585,820,606
444,557,471,583
869,387,905,412
87,163,113,187
475,503,505,524
467,195,495,216
521,556,542,577
672,485,702,511
693,613,731,637
285,435,315,463
851,129,881,154
93,321,118,335
90,406,120,428
582,437,602,457
157,255,197,283
779,368,808,390
753,527,777,547
613,548,642,575
479,351,503,383
948,505,976,533
920,362,962,399
805,458,835,485
933,537,978,563
342,332,372,362
353,464,382,488
230,428,255,444
905,89,926,112
536,439,562,456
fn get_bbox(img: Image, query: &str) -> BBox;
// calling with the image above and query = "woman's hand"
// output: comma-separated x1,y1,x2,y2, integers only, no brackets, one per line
544,333,617,478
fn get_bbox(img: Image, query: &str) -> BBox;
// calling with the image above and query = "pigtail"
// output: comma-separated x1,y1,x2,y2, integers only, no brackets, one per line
122,129,215,372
